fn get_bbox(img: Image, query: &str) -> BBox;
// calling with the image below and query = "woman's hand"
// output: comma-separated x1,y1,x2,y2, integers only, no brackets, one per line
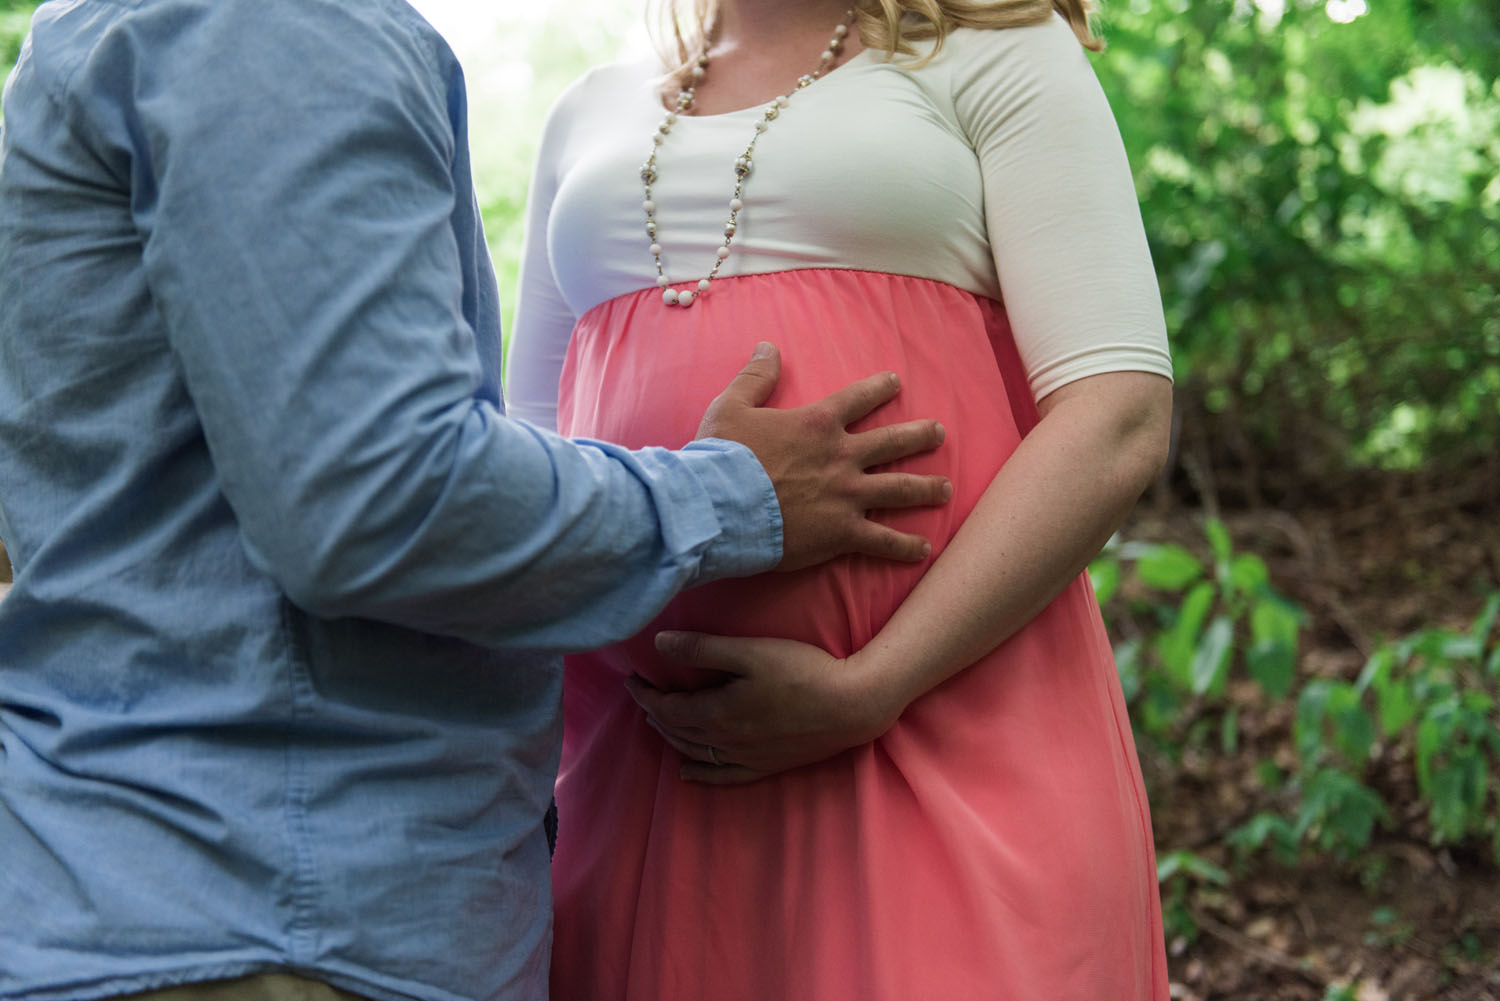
625,631,905,784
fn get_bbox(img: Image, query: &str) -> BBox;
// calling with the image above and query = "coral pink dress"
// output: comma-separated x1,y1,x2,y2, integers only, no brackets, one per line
507,18,1174,1001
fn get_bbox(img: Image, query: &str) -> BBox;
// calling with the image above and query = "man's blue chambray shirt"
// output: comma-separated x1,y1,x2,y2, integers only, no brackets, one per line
0,2,782,999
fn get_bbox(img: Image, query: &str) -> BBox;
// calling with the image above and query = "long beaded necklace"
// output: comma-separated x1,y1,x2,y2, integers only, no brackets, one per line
641,10,857,308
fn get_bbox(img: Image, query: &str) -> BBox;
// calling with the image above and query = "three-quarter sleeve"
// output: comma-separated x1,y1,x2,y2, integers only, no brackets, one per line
951,18,1173,401
506,73,596,431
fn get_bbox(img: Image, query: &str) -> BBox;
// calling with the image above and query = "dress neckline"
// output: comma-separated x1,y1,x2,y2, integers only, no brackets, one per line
652,47,875,121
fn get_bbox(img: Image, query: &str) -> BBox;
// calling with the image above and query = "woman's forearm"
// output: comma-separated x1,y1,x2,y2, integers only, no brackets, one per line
853,370,1173,720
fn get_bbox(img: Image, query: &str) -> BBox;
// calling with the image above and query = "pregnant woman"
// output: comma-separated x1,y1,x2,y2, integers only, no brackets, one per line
507,1,1174,997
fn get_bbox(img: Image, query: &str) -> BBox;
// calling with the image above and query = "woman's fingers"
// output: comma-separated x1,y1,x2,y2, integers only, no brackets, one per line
679,762,763,785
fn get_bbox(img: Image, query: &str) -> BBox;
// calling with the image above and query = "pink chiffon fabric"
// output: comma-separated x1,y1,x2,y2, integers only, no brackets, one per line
550,268,1168,1001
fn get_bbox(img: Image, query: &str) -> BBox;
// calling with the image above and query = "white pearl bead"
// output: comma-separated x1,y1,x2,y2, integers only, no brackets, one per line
834,24,849,36
678,290,696,307
691,65,706,79
754,121,768,133
821,49,835,61
776,96,790,107
716,246,731,260
643,200,656,215
663,289,679,305
649,243,663,256
666,113,678,124
657,275,670,287
698,279,711,292
652,133,664,144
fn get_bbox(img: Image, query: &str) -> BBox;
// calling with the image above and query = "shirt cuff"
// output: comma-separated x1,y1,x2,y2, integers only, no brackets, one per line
677,438,783,583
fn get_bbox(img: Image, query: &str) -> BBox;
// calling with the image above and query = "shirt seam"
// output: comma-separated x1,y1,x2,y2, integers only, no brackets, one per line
277,598,322,965
572,264,1005,329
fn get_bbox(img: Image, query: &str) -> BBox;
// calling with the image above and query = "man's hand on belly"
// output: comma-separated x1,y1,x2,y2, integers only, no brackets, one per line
696,342,952,572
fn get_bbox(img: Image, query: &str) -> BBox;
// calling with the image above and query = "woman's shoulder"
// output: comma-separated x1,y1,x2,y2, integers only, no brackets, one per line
922,13,1094,87
950,14,1090,62
543,55,664,131
920,13,1102,122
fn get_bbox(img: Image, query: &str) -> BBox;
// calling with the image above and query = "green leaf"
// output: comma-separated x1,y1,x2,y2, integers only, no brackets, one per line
1429,763,1470,843
1250,597,1301,649
1255,759,1286,791
1158,581,1217,688
1222,705,1240,755
1441,634,1483,661
1248,638,1296,699
1136,544,1205,591
1114,637,1143,703
1191,615,1235,696
1472,593,1500,647
1296,680,1335,763
1228,552,1270,596
1298,769,1387,856
1205,518,1232,568
1089,557,1122,605
1356,647,1394,696
1157,849,1230,886
1331,699,1376,767
1228,813,1299,863
1416,715,1444,793
1409,628,1462,664
1376,677,1417,738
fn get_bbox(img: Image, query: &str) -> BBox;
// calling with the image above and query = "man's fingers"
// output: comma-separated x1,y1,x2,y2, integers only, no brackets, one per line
815,371,902,427
856,471,952,511
851,419,945,469
706,342,781,414
851,523,933,563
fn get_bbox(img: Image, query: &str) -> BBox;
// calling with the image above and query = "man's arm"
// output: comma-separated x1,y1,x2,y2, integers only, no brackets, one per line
94,2,942,651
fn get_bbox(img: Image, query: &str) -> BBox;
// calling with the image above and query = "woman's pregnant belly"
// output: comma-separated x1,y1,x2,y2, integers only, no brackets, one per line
558,268,1036,691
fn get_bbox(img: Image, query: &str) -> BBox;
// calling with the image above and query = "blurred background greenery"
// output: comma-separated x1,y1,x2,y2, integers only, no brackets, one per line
6,0,1496,479
3,1,1498,997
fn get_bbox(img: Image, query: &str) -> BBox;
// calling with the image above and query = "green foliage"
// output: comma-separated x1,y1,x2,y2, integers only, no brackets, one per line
1093,517,1302,741
1156,849,1231,943
462,2,644,349
1100,525,1500,881
1092,0,1500,472
0,0,37,77
6,1,1496,445
1357,595,1500,852
1362,906,1414,949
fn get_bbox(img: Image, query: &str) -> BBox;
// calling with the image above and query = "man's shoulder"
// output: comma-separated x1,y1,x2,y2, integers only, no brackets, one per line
27,0,447,82
26,0,453,121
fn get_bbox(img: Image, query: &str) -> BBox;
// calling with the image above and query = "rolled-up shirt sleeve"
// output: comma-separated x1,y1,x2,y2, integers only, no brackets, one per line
70,2,778,651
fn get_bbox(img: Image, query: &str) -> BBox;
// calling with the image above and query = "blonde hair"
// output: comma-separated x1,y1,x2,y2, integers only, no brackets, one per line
653,1,1101,91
